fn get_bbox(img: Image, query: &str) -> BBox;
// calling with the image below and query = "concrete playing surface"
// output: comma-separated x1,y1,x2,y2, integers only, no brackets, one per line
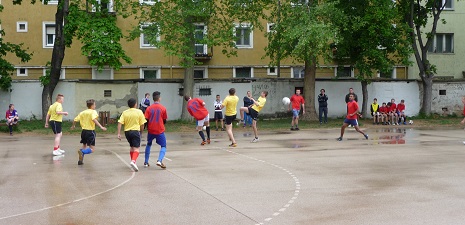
1,127,465,225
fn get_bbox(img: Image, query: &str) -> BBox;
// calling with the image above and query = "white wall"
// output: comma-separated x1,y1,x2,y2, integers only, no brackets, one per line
138,82,183,120
432,82,465,115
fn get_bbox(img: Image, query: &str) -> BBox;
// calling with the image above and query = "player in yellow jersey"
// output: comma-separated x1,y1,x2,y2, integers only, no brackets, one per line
71,99,107,165
220,88,239,147
239,91,268,143
45,94,69,156
117,98,147,172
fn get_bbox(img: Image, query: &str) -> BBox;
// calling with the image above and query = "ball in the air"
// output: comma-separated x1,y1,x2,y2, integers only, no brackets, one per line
408,120,413,125
203,126,206,131
282,97,291,105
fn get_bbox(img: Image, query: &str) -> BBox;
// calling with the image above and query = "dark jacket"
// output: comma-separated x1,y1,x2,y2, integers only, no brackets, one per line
318,94,328,108
243,96,254,107
345,93,358,103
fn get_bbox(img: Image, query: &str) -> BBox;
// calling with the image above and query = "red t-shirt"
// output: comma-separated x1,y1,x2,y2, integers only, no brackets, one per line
390,103,397,112
346,101,359,119
397,103,405,112
144,103,167,135
187,98,209,120
290,94,305,110
463,105,465,116
379,106,387,113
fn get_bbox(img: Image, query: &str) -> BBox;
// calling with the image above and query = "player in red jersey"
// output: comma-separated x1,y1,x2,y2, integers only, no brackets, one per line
184,95,211,145
461,97,465,145
144,91,168,168
389,98,399,125
397,99,407,125
337,94,368,141
289,89,305,131
378,102,388,125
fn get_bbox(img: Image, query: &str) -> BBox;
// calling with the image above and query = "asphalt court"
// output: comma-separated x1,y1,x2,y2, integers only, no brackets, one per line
1,127,465,225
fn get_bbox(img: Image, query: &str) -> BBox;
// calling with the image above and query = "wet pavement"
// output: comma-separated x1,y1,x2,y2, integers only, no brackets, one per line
1,127,465,224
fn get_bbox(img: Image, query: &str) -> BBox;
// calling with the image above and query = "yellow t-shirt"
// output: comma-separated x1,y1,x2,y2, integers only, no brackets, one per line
47,102,63,122
251,96,267,113
74,109,98,130
118,108,147,131
222,95,239,116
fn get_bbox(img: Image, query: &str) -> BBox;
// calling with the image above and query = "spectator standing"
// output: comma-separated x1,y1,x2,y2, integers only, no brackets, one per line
243,91,254,127
317,89,328,124
140,93,151,130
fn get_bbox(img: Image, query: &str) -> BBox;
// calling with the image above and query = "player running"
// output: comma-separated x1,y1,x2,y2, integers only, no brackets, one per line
144,91,168,169
45,94,68,156
337,93,368,141
184,95,211,145
221,88,239,147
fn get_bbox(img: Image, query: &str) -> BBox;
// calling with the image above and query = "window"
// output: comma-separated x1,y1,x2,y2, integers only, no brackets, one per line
428,33,454,53
92,0,114,13
17,22,28,32
17,68,28,76
194,67,208,79
234,24,253,48
43,0,58,5
437,0,453,9
140,24,160,48
43,22,56,48
139,0,157,5
335,66,353,77
43,68,65,79
267,67,277,76
194,24,208,55
234,67,253,78
92,68,113,80
140,68,160,79
199,88,211,96
291,0,309,6
267,23,275,33
378,69,393,78
292,67,304,78
104,90,112,97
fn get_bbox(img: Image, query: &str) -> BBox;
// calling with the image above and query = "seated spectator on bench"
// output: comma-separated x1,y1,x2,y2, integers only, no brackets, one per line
6,104,19,136
371,98,380,125
397,99,407,125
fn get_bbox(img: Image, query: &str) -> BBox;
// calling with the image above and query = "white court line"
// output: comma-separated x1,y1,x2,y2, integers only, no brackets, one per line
164,157,172,161
0,149,135,221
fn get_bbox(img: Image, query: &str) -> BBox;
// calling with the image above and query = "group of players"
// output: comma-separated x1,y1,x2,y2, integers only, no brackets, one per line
370,98,407,125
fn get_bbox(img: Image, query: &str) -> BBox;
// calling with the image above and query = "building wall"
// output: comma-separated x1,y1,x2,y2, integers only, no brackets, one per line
431,82,465,115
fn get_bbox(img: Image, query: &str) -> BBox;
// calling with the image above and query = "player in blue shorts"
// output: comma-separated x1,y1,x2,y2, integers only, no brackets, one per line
337,94,368,141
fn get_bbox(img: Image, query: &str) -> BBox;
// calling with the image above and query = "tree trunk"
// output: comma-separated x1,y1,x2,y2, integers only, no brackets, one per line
421,75,433,115
302,58,317,121
181,66,194,121
42,0,68,120
361,80,368,117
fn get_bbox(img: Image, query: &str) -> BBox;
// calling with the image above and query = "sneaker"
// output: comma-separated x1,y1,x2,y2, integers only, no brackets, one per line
130,161,139,172
215,128,218,131
52,150,62,156
201,141,207,146
229,143,237,147
403,122,406,125
78,160,83,165
221,128,225,131
58,149,65,154
77,149,84,162
463,141,465,145
290,127,295,131
9,132,13,136
207,139,211,144
251,137,259,143
144,162,150,167
364,134,369,140
337,137,342,141
156,161,166,169
295,127,300,131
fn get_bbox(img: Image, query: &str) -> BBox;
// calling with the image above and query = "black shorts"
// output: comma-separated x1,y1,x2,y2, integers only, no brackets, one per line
50,121,62,134
125,130,141,147
80,130,96,146
224,115,236,125
214,111,223,120
249,108,259,121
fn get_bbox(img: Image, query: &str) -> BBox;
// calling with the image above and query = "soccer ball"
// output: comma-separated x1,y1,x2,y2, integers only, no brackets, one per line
282,97,291,105
408,120,413,125
202,126,206,131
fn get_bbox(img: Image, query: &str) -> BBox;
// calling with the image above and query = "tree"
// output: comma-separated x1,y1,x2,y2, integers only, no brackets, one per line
331,0,411,116
398,0,452,115
0,3,32,91
265,0,338,120
130,0,271,120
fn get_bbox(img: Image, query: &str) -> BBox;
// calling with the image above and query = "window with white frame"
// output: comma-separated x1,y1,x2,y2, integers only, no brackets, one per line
234,67,253,78
140,24,160,48
267,67,277,76
267,23,275,33
194,24,208,55
92,68,113,80
43,0,58,5
43,68,65,79
92,0,114,12
17,22,28,32
234,24,253,48
140,68,160,80
194,67,208,79
437,0,453,9
292,67,304,78
43,22,56,48
428,33,454,53
17,68,28,76
139,0,157,5
291,0,309,6
335,66,353,77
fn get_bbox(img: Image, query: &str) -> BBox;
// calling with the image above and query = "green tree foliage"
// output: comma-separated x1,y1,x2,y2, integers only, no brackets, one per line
265,0,338,120
0,4,32,91
331,0,412,115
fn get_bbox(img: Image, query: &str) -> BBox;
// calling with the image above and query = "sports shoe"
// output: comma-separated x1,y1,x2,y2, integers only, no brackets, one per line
295,127,300,131
207,139,211,144
156,161,166,169
52,150,63,156
403,122,406,125
78,160,83,165
144,162,150,167
463,141,465,145
337,137,342,141
229,143,237,147
364,134,369,140
77,149,84,164
251,137,259,143
201,141,207,146
221,128,225,131
215,128,218,131
58,149,65,154
290,127,295,131
130,161,139,172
